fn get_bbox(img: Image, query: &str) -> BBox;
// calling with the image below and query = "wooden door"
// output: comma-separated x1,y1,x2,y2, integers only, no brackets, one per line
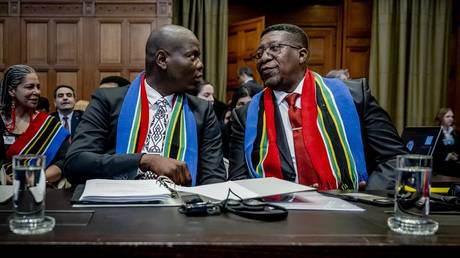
227,16,264,102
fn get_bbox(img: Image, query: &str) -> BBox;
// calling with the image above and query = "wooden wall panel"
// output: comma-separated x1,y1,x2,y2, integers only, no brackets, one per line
56,72,78,91
56,22,79,65
0,22,3,64
129,23,151,64
348,0,372,37
227,16,264,96
342,0,372,79
36,72,48,98
0,0,172,106
26,22,48,64
303,28,336,76
100,23,122,64
99,71,121,82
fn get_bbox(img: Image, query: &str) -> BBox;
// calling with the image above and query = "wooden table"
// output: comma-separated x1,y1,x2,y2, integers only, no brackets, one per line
1,189,460,257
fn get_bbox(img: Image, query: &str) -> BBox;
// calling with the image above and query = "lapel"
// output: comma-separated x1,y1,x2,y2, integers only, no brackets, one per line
70,111,81,135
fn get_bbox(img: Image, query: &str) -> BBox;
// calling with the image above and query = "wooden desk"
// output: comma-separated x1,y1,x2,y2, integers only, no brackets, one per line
1,189,460,257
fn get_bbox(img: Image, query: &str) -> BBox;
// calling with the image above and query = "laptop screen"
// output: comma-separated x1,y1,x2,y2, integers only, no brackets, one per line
401,127,442,156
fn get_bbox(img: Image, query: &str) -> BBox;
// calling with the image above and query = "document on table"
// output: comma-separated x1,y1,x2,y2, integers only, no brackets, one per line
173,177,315,201
265,191,365,211
78,179,171,203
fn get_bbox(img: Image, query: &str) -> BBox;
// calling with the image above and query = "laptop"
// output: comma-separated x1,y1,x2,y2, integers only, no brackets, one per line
401,126,442,156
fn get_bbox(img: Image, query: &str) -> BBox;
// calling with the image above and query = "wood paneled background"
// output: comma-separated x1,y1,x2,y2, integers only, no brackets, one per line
0,0,458,117
0,0,172,110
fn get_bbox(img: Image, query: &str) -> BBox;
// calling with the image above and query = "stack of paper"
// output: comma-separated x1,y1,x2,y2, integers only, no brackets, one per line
79,179,171,203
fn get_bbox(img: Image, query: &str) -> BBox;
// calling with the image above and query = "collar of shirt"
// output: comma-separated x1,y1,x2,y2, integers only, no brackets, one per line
273,76,304,108
144,79,174,107
58,111,74,121
244,77,253,84
442,126,454,136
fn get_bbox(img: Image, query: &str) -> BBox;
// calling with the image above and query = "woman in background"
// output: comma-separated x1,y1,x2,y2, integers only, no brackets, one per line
433,108,460,176
0,65,69,185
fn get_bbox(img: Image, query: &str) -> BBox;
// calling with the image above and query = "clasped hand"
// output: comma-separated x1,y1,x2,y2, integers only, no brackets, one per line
139,154,192,186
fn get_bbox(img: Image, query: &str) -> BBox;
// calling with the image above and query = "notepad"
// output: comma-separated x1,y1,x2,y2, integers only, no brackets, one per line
79,179,171,203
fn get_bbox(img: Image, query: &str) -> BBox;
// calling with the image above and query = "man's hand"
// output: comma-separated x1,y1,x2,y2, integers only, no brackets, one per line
139,154,192,186
446,152,459,161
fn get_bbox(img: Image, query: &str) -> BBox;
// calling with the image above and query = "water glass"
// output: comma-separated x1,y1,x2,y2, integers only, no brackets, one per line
9,155,55,235
387,154,438,235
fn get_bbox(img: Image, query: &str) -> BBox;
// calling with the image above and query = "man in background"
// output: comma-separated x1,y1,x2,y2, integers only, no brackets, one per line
51,85,83,139
238,67,263,93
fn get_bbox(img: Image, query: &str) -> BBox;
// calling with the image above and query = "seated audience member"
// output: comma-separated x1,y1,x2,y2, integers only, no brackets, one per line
64,25,226,186
99,76,131,88
195,79,227,126
196,80,215,103
74,100,90,112
433,108,460,176
238,67,263,93
0,65,69,185
221,85,262,158
325,69,350,81
50,85,83,139
229,24,407,191
37,96,50,113
230,85,262,110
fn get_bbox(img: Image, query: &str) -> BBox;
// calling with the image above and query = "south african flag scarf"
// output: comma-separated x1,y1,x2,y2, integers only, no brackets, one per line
3,112,69,176
116,72,198,185
244,69,367,191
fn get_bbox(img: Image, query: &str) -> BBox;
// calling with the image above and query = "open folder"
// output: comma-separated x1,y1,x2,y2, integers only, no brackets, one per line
72,177,315,205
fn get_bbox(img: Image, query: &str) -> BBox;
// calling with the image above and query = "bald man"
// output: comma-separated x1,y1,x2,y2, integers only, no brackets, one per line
64,25,226,186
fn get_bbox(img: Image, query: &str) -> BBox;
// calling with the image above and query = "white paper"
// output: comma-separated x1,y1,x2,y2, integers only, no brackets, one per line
0,185,13,203
79,179,171,203
268,191,365,211
175,177,315,201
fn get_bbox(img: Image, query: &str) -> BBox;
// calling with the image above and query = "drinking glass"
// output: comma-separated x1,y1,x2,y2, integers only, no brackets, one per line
9,155,55,235
387,154,438,235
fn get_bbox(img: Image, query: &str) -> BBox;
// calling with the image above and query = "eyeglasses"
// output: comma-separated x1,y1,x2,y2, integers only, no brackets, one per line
253,43,302,61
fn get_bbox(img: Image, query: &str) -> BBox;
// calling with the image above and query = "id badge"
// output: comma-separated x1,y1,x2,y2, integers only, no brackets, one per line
3,135,15,145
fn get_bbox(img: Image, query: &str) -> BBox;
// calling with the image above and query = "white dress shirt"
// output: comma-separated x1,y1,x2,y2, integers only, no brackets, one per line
141,79,174,155
58,111,74,133
272,77,305,183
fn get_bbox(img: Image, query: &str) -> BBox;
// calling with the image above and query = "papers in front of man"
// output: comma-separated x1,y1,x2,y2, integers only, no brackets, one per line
79,179,171,203
173,177,315,201
77,177,315,204
265,191,365,211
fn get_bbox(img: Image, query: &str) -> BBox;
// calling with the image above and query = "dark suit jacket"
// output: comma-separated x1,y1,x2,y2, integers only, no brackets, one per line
50,110,83,138
64,86,226,185
433,130,460,176
241,79,263,95
228,78,407,190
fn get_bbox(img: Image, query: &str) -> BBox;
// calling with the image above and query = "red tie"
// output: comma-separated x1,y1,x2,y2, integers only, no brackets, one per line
285,93,318,185
63,116,69,130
